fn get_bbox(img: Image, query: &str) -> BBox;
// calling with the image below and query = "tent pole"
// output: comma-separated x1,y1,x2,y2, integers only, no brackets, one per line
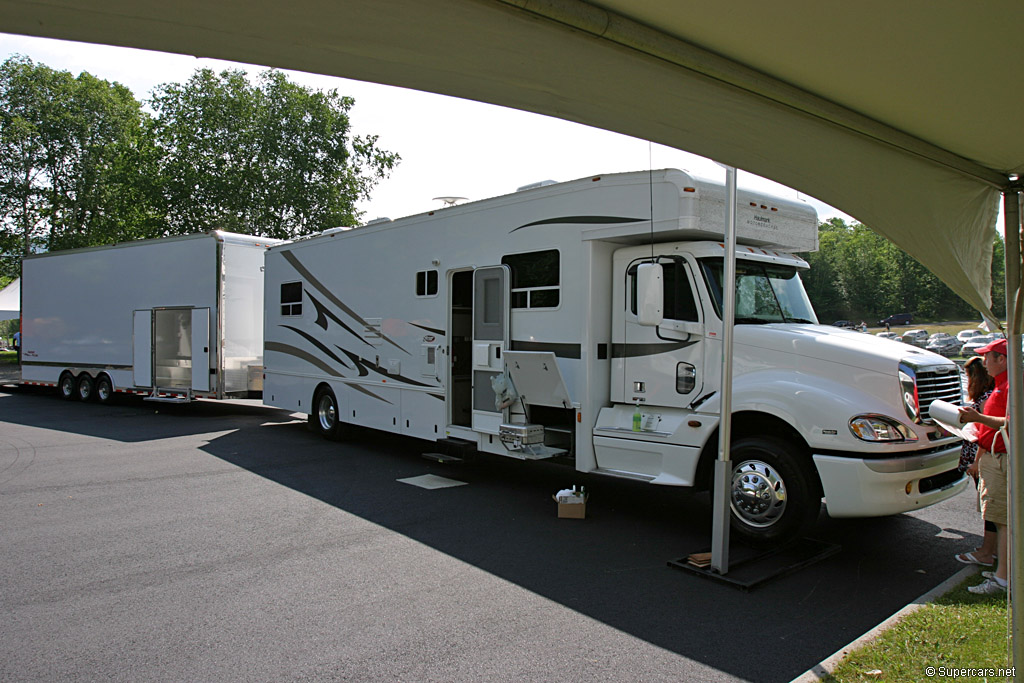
1006,187,1023,668
711,166,737,574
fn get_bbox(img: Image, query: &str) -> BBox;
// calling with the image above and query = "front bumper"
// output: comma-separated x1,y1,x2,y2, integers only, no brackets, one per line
813,444,971,518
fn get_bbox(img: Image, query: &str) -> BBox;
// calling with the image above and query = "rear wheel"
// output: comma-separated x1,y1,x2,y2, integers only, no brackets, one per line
309,387,348,441
59,372,77,401
96,375,115,405
728,436,821,547
76,373,95,402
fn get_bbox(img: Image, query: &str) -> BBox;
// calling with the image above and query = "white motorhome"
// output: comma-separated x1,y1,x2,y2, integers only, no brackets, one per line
263,169,970,544
21,231,281,403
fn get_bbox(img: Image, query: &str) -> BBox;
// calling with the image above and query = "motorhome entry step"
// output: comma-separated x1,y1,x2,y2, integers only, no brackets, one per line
422,452,464,465
668,537,841,591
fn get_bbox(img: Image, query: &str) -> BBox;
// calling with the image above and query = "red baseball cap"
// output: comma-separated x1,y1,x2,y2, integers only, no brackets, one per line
975,337,1008,356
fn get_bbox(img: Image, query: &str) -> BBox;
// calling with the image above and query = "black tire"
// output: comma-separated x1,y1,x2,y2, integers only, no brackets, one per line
309,387,347,441
76,373,95,402
59,372,77,401
728,436,821,547
95,374,115,405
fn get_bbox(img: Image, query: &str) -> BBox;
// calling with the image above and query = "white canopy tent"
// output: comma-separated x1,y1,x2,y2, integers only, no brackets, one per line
0,1,1017,313
2,0,1022,658
0,278,19,321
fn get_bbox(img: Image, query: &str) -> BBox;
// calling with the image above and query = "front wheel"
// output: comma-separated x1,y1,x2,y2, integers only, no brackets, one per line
728,437,821,547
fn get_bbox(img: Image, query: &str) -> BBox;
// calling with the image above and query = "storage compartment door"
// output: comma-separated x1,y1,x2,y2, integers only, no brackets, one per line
191,308,211,392
133,310,153,388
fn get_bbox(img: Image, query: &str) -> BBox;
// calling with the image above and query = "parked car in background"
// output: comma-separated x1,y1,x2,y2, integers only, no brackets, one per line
878,313,913,326
926,336,963,357
832,320,856,329
957,329,986,343
901,329,930,347
876,331,899,340
962,333,1001,356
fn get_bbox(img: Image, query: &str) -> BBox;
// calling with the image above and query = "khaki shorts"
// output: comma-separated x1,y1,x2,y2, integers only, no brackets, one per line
978,448,1008,526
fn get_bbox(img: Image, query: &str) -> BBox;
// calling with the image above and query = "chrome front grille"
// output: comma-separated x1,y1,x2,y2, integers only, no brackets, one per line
916,367,963,421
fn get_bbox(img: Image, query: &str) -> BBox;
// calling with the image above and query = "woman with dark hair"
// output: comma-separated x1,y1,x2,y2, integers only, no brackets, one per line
955,355,997,566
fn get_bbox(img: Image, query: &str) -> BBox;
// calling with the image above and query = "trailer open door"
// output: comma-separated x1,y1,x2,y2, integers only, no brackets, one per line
471,265,510,434
191,308,211,393
133,310,153,387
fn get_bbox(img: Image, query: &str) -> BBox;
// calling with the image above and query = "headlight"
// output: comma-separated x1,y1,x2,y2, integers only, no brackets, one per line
849,415,918,442
898,369,920,423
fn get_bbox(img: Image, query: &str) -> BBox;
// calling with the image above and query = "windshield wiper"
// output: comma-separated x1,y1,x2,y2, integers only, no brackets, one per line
786,317,815,324
734,317,774,324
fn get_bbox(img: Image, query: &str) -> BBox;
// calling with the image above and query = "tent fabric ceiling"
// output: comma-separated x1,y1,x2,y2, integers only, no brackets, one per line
1,0,1019,316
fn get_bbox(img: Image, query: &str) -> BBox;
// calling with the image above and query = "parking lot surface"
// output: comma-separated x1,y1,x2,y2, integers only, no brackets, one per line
0,387,983,682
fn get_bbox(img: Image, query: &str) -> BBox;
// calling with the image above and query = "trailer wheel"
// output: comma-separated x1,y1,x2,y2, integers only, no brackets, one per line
95,375,115,405
728,437,820,547
310,387,347,441
59,372,77,401
76,373,95,402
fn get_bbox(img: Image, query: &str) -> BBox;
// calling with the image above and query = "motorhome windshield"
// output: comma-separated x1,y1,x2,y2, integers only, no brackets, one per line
700,258,818,325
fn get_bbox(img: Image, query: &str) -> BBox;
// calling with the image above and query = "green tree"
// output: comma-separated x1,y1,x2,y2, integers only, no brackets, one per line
801,217,1006,323
149,68,399,239
0,55,159,277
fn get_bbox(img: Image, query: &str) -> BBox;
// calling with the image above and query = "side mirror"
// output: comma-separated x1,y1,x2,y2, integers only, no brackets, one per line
636,262,664,326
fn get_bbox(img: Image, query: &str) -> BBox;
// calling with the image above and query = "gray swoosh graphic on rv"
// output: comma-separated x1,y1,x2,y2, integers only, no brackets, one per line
281,250,409,355
349,383,394,405
511,215,646,232
265,342,393,405
265,342,343,377
336,347,437,388
308,293,374,347
281,325,353,369
612,340,699,358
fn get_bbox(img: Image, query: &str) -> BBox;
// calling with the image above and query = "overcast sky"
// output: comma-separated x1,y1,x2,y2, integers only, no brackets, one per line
1,32,853,225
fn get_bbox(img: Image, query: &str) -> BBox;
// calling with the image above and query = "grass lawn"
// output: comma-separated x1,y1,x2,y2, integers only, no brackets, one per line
823,572,1011,682
0,350,17,365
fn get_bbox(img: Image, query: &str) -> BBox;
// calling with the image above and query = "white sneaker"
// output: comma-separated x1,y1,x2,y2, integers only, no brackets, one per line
968,578,1007,595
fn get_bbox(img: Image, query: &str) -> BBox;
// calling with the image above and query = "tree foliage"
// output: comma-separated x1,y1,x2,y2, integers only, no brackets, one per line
800,218,1005,323
0,58,399,278
0,55,157,277
149,68,399,239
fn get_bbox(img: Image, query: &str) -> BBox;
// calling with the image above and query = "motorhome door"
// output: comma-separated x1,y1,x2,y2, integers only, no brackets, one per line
471,266,510,433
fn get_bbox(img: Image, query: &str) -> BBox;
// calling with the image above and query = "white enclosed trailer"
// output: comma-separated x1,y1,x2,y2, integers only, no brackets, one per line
21,231,281,403
263,169,970,544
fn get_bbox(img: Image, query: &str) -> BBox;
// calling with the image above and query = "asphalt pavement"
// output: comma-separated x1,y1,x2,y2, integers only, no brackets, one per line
0,384,985,682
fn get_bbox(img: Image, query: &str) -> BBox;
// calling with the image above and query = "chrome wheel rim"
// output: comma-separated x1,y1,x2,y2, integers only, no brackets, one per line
97,381,111,402
61,376,75,397
730,460,787,528
317,395,337,432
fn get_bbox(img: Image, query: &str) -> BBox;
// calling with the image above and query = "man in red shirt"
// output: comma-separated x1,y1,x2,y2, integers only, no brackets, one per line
959,337,1010,595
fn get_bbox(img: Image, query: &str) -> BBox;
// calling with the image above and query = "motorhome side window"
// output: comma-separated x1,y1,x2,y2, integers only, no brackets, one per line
280,281,302,316
628,259,699,321
416,270,438,297
501,249,560,309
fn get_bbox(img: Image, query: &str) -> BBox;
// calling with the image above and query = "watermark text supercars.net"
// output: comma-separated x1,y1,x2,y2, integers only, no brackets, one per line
925,666,1015,678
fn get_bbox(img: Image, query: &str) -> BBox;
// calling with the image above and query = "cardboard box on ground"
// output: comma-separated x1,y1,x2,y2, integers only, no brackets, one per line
554,488,588,519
